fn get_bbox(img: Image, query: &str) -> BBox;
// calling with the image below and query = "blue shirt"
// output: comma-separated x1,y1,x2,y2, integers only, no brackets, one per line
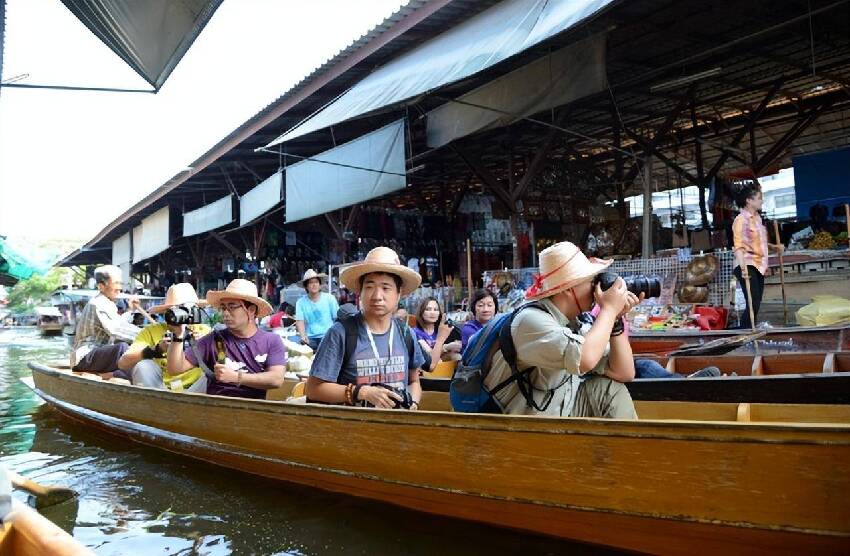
461,319,485,348
295,292,339,339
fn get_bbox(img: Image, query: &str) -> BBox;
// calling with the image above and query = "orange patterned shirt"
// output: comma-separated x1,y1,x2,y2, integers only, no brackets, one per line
732,209,769,275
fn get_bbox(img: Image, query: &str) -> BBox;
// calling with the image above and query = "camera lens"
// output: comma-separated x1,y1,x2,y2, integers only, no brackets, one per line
623,276,662,298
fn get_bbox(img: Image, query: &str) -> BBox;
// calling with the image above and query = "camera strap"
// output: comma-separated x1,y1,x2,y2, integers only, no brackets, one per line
187,336,216,380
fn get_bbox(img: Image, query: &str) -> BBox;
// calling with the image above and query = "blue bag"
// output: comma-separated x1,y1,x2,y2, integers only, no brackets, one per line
449,302,550,413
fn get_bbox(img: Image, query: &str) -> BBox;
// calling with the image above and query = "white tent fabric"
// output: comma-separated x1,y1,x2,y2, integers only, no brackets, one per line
61,0,223,90
426,33,607,148
132,206,170,262
240,172,282,226
111,232,131,265
36,306,63,317
285,119,406,223
264,0,614,147
183,195,233,237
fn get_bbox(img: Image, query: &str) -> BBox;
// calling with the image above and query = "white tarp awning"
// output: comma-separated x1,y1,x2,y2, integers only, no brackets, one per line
183,195,233,237
426,33,607,148
132,206,170,262
285,119,407,223
36,306,63,317
61,0,223,91
240,172,282,226
111,232,131,265
264,0,614,147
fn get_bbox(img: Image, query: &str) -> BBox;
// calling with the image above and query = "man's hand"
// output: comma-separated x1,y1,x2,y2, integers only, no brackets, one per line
167,324,186,337
157,335,171,354
128,296,141,311
594,278,628,315
214,364,240,384
620,292,644,317
358,385,402,409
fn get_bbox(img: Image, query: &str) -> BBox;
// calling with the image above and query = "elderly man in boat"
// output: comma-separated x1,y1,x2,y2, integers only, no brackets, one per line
306,246,426,409
166,279,286,398
71,265,141,376
116,283,211,392
484,242,638,418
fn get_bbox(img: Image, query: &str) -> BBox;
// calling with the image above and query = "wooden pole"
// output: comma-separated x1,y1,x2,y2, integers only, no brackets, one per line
743,270,757,330
772,220,788,325
466,238,473,312
845,203,850,243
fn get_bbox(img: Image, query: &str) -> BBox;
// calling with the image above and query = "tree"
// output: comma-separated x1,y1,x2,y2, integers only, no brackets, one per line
6,268,69,312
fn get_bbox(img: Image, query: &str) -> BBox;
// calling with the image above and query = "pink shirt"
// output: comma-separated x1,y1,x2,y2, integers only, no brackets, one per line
732,209,769,275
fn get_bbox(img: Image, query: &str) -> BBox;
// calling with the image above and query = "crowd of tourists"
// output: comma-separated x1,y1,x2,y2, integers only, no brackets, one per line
71,236,744,419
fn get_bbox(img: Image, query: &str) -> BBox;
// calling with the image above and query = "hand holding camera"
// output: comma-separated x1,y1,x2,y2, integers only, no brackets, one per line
436,316,454,341
594,278,629,315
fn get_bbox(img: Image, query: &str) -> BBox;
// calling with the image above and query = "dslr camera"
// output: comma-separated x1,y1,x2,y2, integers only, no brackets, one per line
164,304,204,326
372,383,414,409
594,271,662,299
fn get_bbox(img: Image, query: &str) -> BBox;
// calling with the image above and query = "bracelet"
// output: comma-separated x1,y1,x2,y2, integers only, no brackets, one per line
344,383,354,406
352,384,363,405
236,371,243,386
611,317,625,337
410,400,420,409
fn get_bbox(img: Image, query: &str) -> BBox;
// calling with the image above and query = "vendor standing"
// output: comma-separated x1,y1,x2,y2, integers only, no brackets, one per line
732,184,783,328
295,269,339,350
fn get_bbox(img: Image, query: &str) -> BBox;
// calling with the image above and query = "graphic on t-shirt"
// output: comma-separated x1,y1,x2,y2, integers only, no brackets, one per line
354,349,406,389
254,353,268,364
224,357,247,371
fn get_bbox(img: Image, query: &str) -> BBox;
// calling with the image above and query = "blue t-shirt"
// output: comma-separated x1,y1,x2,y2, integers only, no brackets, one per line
295,292,339,340
310,318,425,393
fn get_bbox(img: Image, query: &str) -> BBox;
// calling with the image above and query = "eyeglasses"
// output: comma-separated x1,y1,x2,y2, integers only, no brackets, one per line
218,303,245,314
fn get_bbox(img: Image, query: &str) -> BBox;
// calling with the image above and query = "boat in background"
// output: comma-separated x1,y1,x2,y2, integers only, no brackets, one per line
35,307,63,336
629,323,850,355
24,362,850,554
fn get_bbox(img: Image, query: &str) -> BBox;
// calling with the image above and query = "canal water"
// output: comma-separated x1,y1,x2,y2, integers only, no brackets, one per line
0,328,615,555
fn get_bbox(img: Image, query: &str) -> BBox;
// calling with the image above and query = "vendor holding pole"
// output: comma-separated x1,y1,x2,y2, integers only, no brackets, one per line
732,184,783,329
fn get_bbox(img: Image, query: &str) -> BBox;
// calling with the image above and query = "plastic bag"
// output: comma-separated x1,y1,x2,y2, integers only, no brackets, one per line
795,295,850,326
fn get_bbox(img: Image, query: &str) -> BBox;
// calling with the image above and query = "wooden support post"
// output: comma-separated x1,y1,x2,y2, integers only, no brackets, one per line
642,156,653,257
845,204,850,242
772,220,788,325
466,238,473,312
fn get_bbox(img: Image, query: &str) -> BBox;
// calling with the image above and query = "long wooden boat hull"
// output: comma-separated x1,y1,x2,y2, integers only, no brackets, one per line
630,324,850,355
24,363,850,555
0,501,91,556
38,326,63,336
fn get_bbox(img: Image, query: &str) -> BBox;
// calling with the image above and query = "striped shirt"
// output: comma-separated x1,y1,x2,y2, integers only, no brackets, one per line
732,209,769,275
72,294,140,363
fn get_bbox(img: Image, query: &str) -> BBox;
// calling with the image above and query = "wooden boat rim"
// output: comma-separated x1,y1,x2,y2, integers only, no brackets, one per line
630,323,848,337
26,363,850,443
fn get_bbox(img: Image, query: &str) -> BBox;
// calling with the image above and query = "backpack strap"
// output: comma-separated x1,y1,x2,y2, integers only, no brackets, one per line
341,313,362,367
497,301,568,412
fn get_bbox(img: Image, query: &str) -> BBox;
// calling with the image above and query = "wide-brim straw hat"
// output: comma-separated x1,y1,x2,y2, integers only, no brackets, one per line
149,283,208,314
206,278,274,318
340,246,422,296
301,268,327,287
525,241,613,301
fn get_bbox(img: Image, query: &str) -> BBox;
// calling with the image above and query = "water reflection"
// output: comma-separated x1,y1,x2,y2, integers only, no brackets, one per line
2,328,612,555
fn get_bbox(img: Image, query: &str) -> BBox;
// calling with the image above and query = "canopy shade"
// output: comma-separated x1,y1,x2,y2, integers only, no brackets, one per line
240,173,282,227
184,194,234,237
61,0,223,91
35,306,63,317
285,119,407,223
132,206,170,263
0,236,51,284
264,0,615,147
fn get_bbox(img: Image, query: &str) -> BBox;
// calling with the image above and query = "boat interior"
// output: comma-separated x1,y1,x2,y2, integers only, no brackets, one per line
637,351,850,376
35,362,850,426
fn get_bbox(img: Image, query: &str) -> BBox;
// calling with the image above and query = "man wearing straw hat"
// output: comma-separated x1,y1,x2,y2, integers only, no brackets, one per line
166,279,286,399
117,283,211,392
306,247,426,409
484,241,638,418
295,269,339,350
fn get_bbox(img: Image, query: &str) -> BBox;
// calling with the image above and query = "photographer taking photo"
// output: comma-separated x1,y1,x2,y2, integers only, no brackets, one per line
483,241,638,418
118,283,210,392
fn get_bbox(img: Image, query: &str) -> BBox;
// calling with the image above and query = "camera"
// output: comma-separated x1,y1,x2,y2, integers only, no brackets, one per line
372,383,413,409
164,304,204,326
594,271,662,299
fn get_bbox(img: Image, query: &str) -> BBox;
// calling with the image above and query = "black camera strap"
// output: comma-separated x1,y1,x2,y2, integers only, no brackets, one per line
187,334,216,380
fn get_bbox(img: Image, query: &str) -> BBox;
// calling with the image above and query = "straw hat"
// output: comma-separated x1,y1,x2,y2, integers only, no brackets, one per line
340,246,422,296
301,269,327,287
206,278,273,318
525,241,612,301
149,283,207,314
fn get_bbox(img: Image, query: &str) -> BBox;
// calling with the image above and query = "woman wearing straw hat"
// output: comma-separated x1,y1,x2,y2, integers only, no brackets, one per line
117,283,211,392
166,279,286,399
483,241,638,418
295,269,339,351
306,247,426,410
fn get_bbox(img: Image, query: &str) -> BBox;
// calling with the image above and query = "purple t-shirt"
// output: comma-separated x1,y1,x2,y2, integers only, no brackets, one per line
413,326,438,348
185,328,286,399
461,319,484,348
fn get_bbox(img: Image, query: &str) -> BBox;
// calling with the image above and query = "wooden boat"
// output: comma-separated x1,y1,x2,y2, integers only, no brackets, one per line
35,307,64,336
629,323,850,355
422,351,850,404
24,362,850,554
0,500,91,556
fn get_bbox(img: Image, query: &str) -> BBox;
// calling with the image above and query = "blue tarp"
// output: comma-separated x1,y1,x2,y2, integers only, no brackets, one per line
793,147,850,220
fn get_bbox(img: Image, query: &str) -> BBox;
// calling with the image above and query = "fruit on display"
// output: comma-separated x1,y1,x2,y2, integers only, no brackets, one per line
808,231,836,250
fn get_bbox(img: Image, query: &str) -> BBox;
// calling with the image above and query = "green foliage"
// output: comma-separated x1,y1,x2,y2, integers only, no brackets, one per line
6,268,69,312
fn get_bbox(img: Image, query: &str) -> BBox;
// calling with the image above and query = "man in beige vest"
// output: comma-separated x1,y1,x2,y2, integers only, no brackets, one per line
484,241,638,418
